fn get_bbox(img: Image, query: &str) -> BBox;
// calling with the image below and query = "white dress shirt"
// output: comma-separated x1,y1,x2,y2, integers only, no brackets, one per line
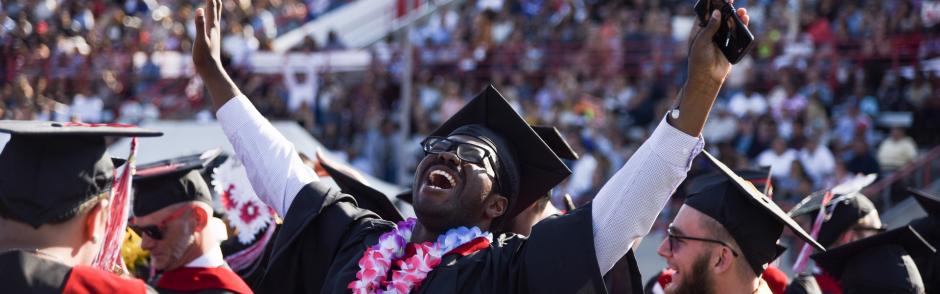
216,95,703,276
184,246,226,268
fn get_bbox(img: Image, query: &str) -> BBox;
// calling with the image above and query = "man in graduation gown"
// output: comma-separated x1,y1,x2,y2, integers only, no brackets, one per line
811,225,935,294
0,122,161,293
656,152,825,294
131,152,253,294
192,0,749,293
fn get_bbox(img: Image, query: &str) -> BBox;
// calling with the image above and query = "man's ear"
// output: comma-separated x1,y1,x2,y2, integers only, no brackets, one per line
713,247,736,274
83,200,108,243
191,206,209,232
484,194,508,219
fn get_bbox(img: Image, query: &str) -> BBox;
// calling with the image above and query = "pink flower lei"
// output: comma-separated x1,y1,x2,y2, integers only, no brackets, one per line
348,218,493,294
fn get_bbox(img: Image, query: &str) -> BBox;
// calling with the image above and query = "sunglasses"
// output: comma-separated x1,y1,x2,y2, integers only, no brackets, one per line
130,206,190,241
667,227,740,257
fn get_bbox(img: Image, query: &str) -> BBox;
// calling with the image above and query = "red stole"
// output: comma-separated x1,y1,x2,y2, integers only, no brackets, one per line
157,266,253,294
63,266,147,294
815,271,843,294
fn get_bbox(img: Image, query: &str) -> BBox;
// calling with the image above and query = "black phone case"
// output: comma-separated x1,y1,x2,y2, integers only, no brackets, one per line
693,0,755,64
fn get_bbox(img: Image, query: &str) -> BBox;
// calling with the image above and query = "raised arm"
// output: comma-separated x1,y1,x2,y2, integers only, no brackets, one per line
193,0,316,216
591,8,750,275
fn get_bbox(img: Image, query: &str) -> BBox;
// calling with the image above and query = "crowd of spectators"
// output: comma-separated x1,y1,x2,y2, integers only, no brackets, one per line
3,0,940,218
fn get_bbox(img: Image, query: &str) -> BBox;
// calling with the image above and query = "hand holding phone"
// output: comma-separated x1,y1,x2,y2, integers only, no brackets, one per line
693,0,754,64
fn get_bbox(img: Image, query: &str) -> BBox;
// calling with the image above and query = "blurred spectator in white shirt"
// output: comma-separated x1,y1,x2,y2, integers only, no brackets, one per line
70,87,103,123
757,138,798,178
799,135,836,188
728,83,768,118
877,127,918,171
283,64,319,113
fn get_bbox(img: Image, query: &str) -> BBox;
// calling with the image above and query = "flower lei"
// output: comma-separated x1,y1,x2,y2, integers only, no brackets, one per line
348,218,493,294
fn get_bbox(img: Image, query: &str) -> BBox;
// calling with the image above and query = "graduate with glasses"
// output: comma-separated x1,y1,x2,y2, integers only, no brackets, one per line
131,150,252,294
190,0,750,292
656,152,824,294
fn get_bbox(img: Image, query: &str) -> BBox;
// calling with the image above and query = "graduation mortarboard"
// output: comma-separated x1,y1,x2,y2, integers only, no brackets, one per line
425,85,571,221
788,176,880,248
811,225,935,294
687,167,772,196
684,151,824,275
0,121,162,228
909,188,940,218
133,149,222,216
531,126,578,160
317,152,404,223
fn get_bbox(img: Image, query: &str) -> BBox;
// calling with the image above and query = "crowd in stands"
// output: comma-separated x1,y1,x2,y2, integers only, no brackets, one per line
2,0,940,218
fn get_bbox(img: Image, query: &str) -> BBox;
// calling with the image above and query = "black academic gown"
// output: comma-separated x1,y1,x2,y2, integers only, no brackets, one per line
252,182,614,293
0,250,156,294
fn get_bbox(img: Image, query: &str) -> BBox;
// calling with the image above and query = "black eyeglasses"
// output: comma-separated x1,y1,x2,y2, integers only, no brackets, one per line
421,136,495,165
421,136,500,188
667,227,739,257
130,206,189,241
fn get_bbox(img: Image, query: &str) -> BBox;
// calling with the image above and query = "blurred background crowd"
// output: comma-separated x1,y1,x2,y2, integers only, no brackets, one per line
2,0,940,225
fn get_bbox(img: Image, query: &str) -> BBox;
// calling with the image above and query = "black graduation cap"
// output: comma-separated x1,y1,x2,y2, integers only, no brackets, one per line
684,151,824,275
531,126,578,160
0,121,162,228
132,149,221,216
811,225,935,294
426,85,571,221
909,188,940,218
687,167,771,196
317,153,404,223
788,189,879,248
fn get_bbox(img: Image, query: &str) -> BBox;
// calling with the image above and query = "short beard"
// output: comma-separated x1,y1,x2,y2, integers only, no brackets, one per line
668,253,715,294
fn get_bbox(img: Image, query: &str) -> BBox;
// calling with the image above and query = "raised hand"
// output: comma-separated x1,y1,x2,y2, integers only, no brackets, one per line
687,7,750,86
193,0,222,76
191,0,242,110
668,3,750,137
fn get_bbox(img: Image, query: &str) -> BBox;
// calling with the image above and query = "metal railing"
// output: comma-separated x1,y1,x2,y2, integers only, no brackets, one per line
862,144,940,210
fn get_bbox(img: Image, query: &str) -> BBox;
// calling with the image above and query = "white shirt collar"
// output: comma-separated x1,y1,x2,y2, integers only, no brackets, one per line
184,247,226,268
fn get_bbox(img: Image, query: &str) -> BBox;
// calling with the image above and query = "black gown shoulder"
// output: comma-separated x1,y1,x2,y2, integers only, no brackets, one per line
253,181,628,294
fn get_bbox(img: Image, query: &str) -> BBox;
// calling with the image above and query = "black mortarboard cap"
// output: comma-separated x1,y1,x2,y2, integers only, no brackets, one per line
909,188,940,218
132,149,221,216
318,154,404,223
687,167,772,196
428,86,571,221
532,126,578,160
0,121,162,228
788,190,878,248
684,151,824,275
811,225,935,294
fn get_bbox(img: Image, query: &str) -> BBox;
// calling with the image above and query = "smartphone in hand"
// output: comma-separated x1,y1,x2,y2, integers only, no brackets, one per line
693,0,755,64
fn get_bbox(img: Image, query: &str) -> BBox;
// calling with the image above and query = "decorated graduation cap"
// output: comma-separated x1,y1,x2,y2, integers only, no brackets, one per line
133,149,222,216
788,175,880,248
426,85,571,221
0,121,162,228
684,151,824,275
317,152,404,223
811,225,935,294
687,167,772,196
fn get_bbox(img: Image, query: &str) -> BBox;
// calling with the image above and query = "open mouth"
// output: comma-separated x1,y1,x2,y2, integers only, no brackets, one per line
425,167,457,190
